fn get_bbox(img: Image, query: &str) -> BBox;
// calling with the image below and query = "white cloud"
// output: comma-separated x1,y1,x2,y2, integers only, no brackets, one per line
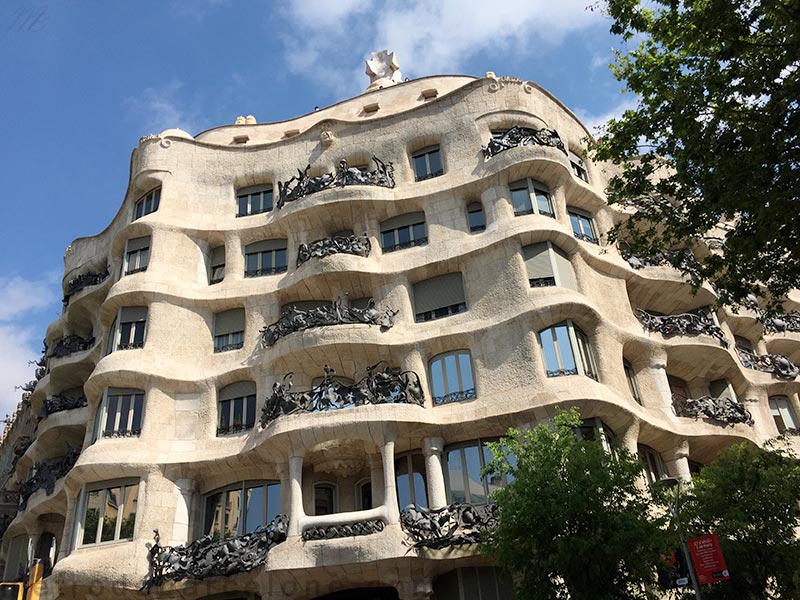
280,0,603,96
124,82,202,136
575,96,638,136
0,275,59,420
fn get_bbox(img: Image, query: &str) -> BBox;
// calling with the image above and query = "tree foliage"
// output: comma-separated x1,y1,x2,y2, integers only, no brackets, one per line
591,0,800,310
678,442,800,599
481,408,669,600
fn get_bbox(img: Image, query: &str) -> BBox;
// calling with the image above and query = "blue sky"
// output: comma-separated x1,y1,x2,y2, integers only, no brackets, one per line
0,0,634,416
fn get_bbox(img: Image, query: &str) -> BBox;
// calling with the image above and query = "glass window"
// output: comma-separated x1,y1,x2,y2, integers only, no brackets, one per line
429,350,476,405
314,483,337,515
380,213,427,253
445,439,511,505
576,417,617,456
214,308,245,353
433,567,514,600
412,145,444,181
76,480,139,547
569,150,589,182
466,202,485,232
568,208,598,244
522,242,575,289
209,246,225,284
95,388,144,440
357,480,373,511
236,184,273,217
638,444,666,485
769,396,798,433
624,361,642,405
218,381,257,435
133,188,160,221
668,375,689,400
244,240,287,277
538,320,596,379
108,306,147,352
203,481,281,541
509,179,555,218
395,453,428,510
123,236,150,276
413,273,466,323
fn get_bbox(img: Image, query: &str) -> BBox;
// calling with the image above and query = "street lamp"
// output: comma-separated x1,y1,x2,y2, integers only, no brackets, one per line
656,477,702,600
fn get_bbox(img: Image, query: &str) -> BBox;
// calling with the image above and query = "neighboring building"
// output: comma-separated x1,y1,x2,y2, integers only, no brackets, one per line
1,52,799,600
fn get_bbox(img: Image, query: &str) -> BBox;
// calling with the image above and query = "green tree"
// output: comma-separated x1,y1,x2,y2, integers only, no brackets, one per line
678,442,800,599
482,408,669,600
591,0,800,310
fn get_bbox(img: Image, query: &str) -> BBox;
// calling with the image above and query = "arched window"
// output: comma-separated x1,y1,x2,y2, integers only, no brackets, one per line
412,145,444,181
429,350,476,405
203,480,281,541
466,202,485,232
509,179,555,218
538,321,597,379
313,482,338,515
217,381,256,435
445,439,511,505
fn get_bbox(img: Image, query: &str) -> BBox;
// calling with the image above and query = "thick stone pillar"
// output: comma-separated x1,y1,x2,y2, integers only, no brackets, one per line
170,478,193,545
380,440,399,523
647,351,672,410
664,440,692,481
369,452,385,506
423,436,447,509
619,417,640,457
287,453,305,537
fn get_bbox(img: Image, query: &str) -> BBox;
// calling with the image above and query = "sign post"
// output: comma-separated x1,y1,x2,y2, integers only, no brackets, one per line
688,534,731,585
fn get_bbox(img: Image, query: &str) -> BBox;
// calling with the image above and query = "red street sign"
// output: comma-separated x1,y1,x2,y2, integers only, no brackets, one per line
688,534,731,585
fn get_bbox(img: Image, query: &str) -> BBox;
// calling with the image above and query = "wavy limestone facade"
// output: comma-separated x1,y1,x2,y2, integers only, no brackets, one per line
2,69,800,600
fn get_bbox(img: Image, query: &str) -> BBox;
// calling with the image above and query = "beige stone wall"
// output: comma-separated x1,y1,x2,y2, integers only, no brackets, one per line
2,73,798,599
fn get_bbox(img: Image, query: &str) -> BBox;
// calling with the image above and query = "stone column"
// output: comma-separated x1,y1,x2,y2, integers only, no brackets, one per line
647,351,672,410
618,417,640,457
423,437,447,509
380,440,399,524
287,452,305,537
170,478,193,546
663,440,692,481
369,452,385,507
277,463,290,516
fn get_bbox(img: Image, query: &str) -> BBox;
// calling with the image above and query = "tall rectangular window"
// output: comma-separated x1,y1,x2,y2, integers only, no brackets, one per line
108,306,147,352
538,320,596,379
209,246,225,284
214,308,245,353
429,350,476,405
123,236,150,275
237,184,273,217
522,242,575,289
217,381,256,435
244,239,287,277
769,396,798,433
395,453,428,509
569,150,589,182
412,145,444,181
76,480,139,547
133,188,160,221
509,179,554,218
445,439,510,505
568,208,598,244
95,387,144,439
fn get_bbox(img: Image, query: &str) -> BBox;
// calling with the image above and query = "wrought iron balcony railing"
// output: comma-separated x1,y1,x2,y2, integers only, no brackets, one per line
736,348,799,380
260,363,424,426
62,268,109,306
763,311,800,334
671,393,753,426
277,156,395,208
244,265,287,278
302,519,385,541
382,237,428,253
48,335,95,358
297,233,371,266
482,126,567,159
42,393,87,417
141,516,287,591
261,297,398,347
433,388,477,406
635,309,729,347
400,503,497,550
18,447,80,508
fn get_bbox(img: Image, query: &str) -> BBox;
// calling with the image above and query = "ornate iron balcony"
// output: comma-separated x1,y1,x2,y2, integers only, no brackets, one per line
103,428,142,438
261,297,397,347
260,363,424,426
763,311,800,334
414,302,466,323
671,393,753,426
400,503,497,550
303,519,385,541
48,335,95,358
62,268,109,306
244,265,287,278
277,156,395,208
530,276,557,288
546,367,579,378
482,126,567,159
216,422,253,436
213,341,244,353
118,341,144,350
573,232,599,245
736,348,799,380
141,517,288,591
635,309,729,347
18,447,80,508
42,393,87,417
433,388,476,406
297,232,371,266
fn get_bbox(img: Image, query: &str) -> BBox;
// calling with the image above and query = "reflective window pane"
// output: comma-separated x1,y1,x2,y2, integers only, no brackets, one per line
82,490,102,545
464,445,486,504
245,485,264,533
225,489,242,538
446,449,466,503
100,487,120,542
119,483,138,539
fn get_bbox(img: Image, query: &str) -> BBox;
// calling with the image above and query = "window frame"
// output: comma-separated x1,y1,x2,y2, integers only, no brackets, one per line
313,482,338,516
94,387,145,441
428,350,476,405
567,208,598,244
74,478,140,549
107,306,147,353
122,236,150,276
217,381,257,435
236,184,273,217
202,480,281,541
413,272,467,323
466,202,486,233
521,241,575,289
768,395,798,433
213,308,245,353
569,150,589,183
538,320,597,380
395,452,428,510
133,188,160,221
244,241,288,277
623,360,642,405
209,246,225,285
444,438,510,505
509,178,555,219
380,214,428,253
355,478,373,511
412,145,444,181
638,444,667,486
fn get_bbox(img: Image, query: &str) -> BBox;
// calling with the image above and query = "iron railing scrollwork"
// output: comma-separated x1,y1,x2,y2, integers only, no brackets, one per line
546,368,579,378
433,388,476,406
671,393,753,426
635,309,729,347
297,233,371,266
763,311,800,334
261,297,397,347
302,519,384,541
244,266,287,278
18,447,80,508
277,156,395,208
736,348,799,380
573,232,599,245
48,335,95,358
62,268,109,306
482,126,567,159
260,363,424,426
42,393,88,418
141,516,288,591
400,503,497,549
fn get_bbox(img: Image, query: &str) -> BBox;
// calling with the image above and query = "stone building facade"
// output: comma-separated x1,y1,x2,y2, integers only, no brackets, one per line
1,58,799,600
